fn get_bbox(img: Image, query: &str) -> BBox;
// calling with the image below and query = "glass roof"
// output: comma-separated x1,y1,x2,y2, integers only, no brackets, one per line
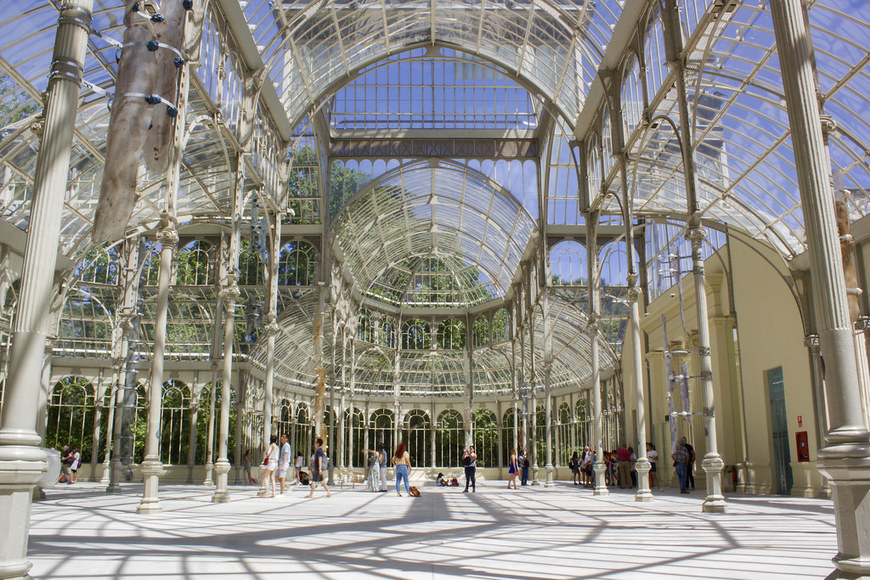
331,159,537,308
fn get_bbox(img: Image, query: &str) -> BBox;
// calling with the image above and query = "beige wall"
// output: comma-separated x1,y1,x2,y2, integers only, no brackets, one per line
636,239,826,497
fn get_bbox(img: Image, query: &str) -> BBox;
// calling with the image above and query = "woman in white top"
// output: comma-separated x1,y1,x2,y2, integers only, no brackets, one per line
646,442,659,490
262,434,279,497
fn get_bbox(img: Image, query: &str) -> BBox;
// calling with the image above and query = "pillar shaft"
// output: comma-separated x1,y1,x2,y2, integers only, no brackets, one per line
771,0,870,573
0,2,93,576
136,225,176,514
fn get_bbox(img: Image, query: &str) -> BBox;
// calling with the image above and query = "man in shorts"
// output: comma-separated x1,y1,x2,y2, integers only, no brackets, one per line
277,433,292,496
305,438,331,498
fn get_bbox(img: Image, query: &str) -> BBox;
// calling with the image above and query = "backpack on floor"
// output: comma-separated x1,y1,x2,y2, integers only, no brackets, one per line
409,486,421,497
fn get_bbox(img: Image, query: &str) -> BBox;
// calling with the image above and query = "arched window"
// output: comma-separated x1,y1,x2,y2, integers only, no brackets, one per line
345,407,365,466
160,380,191,465
195,384,215,465
294,404,311,458
472,408,498,468
379,315,396,348
535,404,546,467
621,54,643,139
45,377,96,463
369,408,395,454
502,407,517,464
278,240,318,286
472,315,489,348
358,308,375,343
645,10,666,100
401,318,430,350
549,240,588,286
402,409,431,467
176,240,213,286
276,399,293,439
436,409,463,467
587,136,602,203
437,318,465,349
601,107,614,178
492,308,510,343
238,241,265,286
139,243,161,286
576,394,590,450
557,402,572,466
78,246,120,286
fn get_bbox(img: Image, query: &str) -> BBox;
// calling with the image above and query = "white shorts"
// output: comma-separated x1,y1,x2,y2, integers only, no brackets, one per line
278,464,289,478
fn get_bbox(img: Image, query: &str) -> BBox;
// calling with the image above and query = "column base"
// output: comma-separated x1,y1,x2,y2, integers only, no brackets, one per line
544,464,554,487
634,459,653,502
202,462,214,488
818,442,870,578
0,443,47,580
212,459,231,503
702,455,727,513
99,460,111,486
136,458,165,515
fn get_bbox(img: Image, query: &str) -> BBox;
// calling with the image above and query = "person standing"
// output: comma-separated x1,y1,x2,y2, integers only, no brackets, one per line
520,448,530,486
277,433,292,495
306,438,331,497
646,442,658,490
685,439,696,490
243,450,257,484
366,449,380,492
262,435,279,497
378,442,388,492
58,444,72,484
462,446,477,492
294,453,304,485
391,442,411,496
616,442,631,489
569,451,581,485
507,448,519,489
69,446,81,484
673,436,690,493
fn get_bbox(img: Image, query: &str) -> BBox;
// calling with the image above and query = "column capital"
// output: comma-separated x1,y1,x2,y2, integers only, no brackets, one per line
262,313,280,336
156,213,179,246
804,333,821,353
627,283,642,304
687,223,707,247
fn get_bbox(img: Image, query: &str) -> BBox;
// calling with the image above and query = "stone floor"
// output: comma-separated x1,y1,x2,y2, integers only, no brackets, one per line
27,480,838,579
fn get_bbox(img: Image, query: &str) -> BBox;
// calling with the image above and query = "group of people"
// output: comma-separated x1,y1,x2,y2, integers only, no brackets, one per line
253,434,332,498
567,439,693,493
57,444,81,485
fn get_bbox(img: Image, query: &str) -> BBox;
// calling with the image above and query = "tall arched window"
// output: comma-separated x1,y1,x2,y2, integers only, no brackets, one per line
345,407,365,466
379,315,396,348
472,408,498,468
195,384,215,464
502,407,517,464
238,241,265,286
45,377,95,462
402,409,431,467
160,380,191,465
358,308,375,343
621,54,643,139
176,240,213,286
437,318,465,349
78,246,120,286
557,402,572,466
278,240,318,286
293,404,311,458
549,240,588,286
436,409,463,467
492,308,510,343
369,408,395,454
276,399,293,438
472,315,489,348
401,318,430,350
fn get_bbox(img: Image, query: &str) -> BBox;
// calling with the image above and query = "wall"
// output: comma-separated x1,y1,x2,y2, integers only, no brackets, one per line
639,238,825,497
